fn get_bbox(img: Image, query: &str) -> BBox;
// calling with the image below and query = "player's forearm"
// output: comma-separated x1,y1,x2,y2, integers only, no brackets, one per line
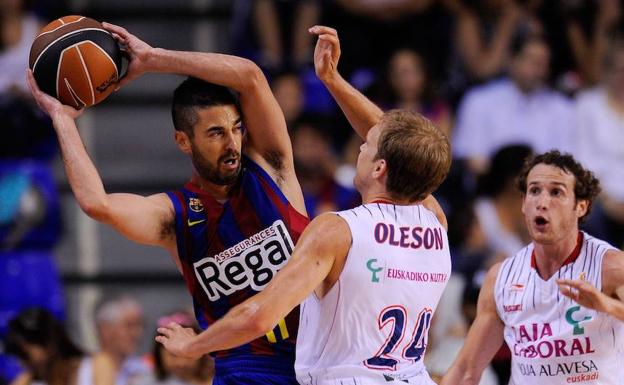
187,302,275,356
53,114,109,219
147,48,264,94
441,365,479,385
321,72,383,139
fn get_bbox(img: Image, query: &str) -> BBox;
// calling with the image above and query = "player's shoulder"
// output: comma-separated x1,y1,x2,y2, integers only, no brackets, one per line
601,249,624,296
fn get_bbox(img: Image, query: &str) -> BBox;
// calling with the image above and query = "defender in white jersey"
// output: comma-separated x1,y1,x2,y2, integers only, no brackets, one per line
156,26,453,385
442,151,624,385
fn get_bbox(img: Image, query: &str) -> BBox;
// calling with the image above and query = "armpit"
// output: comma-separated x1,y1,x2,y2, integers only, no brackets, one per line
160,215,176,242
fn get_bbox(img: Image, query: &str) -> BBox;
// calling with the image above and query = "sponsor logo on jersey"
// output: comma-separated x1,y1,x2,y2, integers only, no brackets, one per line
511,322,595,358
504,304,522,313
565,305,593,335
193,220,294,301
187,218,206,227
366,258,383,283
189,198,204,212
517,359,599,380
510,283,525,292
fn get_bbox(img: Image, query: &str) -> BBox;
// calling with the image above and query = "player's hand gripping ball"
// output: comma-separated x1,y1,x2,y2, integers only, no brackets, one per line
29,15,123,109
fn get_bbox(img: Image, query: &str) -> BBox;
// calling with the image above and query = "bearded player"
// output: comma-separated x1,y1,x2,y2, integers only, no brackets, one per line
27,22,308,384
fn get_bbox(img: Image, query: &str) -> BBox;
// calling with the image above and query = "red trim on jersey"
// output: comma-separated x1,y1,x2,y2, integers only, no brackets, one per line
370,199,395,204
531,232,584,269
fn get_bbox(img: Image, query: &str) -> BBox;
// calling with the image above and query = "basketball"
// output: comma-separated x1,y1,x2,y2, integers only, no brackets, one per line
29,16,122,109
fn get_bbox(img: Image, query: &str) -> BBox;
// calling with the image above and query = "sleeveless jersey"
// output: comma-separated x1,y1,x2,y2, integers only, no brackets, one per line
295,202,451,385
166,156,309,369
494,232,624,385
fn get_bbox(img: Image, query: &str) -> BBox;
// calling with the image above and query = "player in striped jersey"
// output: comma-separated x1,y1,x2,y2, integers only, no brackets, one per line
28,23,309,384
442,151,624,385
156,26,452,385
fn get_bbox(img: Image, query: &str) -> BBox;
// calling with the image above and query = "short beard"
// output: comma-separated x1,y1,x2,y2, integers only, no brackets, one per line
191,143,241,186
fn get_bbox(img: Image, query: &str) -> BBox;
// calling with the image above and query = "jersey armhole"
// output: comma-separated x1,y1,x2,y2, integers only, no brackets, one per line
166,191,187,261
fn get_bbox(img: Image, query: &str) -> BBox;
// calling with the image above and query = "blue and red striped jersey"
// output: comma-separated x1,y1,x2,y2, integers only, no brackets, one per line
166,156,308,366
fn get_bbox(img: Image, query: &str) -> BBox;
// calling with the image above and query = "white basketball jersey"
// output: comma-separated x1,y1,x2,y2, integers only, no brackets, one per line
494,232,624,385
295,202,451,385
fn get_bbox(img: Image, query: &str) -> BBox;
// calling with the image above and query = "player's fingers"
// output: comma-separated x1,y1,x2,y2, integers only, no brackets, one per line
308,25,338,37
26,70,38,93
102,22,129,37
319,35,341,55
157,327,172,337
155,335,166,344
168,322,182,330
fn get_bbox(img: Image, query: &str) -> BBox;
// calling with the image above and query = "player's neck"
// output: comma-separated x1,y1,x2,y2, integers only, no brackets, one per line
533,230,581,279
191,175,231,202
362,192,413,206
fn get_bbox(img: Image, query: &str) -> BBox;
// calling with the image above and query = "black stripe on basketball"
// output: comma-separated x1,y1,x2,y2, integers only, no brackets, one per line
32,29,121,100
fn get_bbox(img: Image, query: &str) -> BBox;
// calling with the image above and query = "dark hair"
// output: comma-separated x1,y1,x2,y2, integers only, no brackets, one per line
5,308,83,363
511,33,548,58
375,110,451,201
477,144,533,197
171,77,241,137
517,150,601,223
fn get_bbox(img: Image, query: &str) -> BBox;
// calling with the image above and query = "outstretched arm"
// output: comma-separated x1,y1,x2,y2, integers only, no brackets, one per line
156,213,351,358
557,249,624,322
441,263,505,385
27,71,176,252
103,23,302,212
309,25,383,139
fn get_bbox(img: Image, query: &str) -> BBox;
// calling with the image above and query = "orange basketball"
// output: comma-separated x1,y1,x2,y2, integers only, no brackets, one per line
29,16,122,109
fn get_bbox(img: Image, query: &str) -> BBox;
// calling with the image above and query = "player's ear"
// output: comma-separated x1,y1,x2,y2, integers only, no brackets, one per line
575,199,589,219
175,130,192,154
372,158,387,180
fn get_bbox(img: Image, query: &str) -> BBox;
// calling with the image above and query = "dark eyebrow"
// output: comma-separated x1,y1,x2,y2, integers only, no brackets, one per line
206,125,224,132
528,181,568,188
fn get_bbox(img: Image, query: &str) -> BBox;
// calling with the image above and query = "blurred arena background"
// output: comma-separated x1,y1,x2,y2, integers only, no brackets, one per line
1,0,623,384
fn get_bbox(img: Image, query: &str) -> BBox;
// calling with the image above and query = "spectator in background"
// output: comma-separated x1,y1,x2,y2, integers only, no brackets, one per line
0,0,43,96
473,145,532,265
377,48,452,137
443,0,543,104
252,0,319,73
138,312,213,385
565,0,623,87
89,296,149,385
4,308,86,385
453,34,575,174
271,71,305,127
291,117,359,217
321,0,450,83
576,39,624,248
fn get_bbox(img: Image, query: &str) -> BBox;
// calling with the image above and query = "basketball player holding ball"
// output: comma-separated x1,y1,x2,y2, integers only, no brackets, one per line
28,21,309,385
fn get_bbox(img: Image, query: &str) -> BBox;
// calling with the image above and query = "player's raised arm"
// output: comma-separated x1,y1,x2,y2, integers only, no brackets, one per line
441,263,505,385
309,25,383,139
155,213,351,358
103,23,296,184
27,70,176,252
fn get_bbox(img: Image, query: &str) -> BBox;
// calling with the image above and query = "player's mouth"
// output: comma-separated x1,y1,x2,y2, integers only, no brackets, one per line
221,156,239,170
534,215,549,230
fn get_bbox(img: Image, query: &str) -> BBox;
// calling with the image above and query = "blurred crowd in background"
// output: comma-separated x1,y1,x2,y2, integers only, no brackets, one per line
1,0,624,384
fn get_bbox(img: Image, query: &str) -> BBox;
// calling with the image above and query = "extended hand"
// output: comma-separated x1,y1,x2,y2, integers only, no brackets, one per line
155,322,201,359
27,70,83,120
309,25,341,83
557,278,612,314
102,22,154,90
